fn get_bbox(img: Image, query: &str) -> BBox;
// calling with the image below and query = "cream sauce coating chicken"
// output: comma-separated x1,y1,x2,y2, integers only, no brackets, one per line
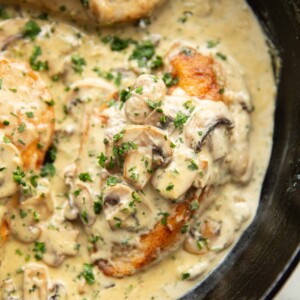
0,0,276,299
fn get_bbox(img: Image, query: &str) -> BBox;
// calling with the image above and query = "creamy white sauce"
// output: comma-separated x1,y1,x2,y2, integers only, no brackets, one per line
0,0,276,299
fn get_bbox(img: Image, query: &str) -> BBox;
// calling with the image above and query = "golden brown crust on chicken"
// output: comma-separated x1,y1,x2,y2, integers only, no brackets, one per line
0,58,54,171
169,46,222,101
97,190,202,277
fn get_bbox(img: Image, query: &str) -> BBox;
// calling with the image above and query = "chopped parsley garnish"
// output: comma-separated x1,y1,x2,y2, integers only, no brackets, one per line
18,122,26,133
0,79,2,89
73,188,82,196
110,36,133,51
188,160,198,171
162,72,179,88
166,183,174,191
94,198,103,214
33,241,46,261
29,174,39,188
181,224,189,234
135,86,143,94
81,263,95,285
113,130,125,143
119,88,131,103
45,99,55,106
81,209,88,224
13,167,26,186
29,46,49,71
98,152,107,167
19,209,27,219
189,200,199,211
181,273,190,280
216,52,227,61
158,212,169,226
114,217,122,228
26,112,34,118
106,176,118,186
174,111,189,129
150,55,163,69
23,20,41,40
196,237,208,250
71,54,86,74
3,120,9,126
129,40,156,67
40,163,56,177
79,172,93,182
207,39,220,48
147,100,162,110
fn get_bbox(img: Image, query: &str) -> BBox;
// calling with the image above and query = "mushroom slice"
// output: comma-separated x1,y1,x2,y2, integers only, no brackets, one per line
227,104,252,182
23,264,49,300
121,125,173,167
0,143,22,199
184,100,233,152
38,225,79,267
125,74,167,124
6,189,53,243
123,147,153,189
65,78,115,120
184,217,220,255
0,18,28,51
103,184,153,231
73,183,97,227
151,146,199,200
48,283,68,300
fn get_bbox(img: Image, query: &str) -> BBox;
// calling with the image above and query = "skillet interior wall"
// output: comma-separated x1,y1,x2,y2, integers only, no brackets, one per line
182,0,300,299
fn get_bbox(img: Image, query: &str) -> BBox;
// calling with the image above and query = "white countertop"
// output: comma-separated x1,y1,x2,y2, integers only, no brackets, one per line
275,263,300,300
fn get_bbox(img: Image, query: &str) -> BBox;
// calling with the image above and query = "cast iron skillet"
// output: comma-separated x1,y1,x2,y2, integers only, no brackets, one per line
182,0,300,299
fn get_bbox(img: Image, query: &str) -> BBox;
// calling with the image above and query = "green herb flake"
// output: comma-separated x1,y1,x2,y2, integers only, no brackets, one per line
188,160,198,171
18,122,26,133
107,176,118,186
97,152,107,167
174,111,189,129
162,72,178,88
158,212,169,226
207,39,220,48
40,163,56,177
94,198,103,214
26,112,34,118
33,241,46,261
181,273,190,280
23,20,41,40
216,52,227,61
79,172,93,182
71,54,86,75
81,263,95,285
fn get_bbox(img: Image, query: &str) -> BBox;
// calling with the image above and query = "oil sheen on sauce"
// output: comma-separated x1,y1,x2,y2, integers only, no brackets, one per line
0,0,276,299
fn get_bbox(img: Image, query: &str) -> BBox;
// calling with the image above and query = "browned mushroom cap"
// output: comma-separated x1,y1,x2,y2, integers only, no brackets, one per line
102,184,154,231
184,100,233,152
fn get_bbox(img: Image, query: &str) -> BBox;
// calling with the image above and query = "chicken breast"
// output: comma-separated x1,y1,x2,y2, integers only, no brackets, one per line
0,58,54,171
4,0,166,25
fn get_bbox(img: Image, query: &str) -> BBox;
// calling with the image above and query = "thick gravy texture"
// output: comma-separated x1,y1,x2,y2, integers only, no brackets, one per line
0,0,276,299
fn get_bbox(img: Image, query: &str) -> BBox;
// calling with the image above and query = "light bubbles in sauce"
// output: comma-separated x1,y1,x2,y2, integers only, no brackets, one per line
0,0,276,299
